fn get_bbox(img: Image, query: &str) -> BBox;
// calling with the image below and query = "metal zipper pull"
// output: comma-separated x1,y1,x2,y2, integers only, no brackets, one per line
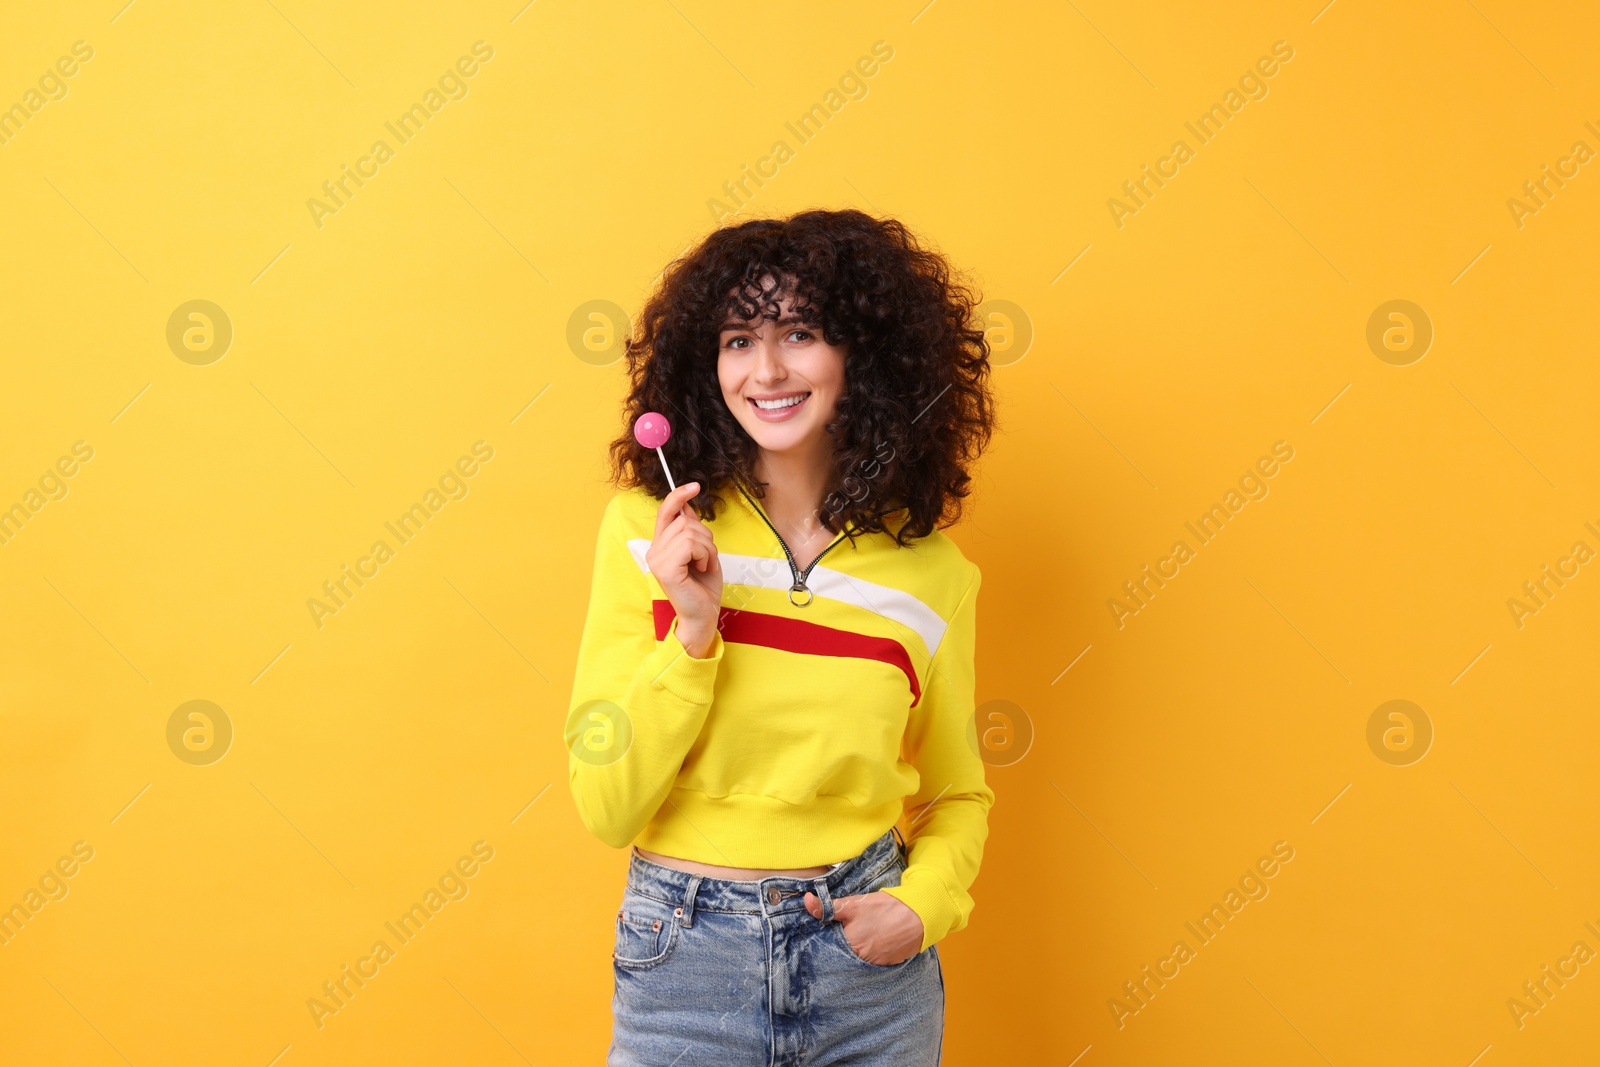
736,480,846,609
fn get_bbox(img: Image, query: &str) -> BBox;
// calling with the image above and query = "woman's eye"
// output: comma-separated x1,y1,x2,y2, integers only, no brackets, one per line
788,329,812,342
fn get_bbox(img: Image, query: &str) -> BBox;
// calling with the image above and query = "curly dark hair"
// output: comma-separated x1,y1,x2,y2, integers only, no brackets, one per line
605,207,996,547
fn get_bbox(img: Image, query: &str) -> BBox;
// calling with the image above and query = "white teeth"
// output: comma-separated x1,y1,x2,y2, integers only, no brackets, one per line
752,394,807,410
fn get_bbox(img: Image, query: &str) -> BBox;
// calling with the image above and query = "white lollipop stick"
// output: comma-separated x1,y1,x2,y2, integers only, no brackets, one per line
655,446,676,491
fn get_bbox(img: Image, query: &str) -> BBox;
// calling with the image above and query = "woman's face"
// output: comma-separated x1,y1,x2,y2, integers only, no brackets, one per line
716,281,847,458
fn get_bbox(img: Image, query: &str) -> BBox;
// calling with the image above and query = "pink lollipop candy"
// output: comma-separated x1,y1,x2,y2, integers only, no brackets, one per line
634,411,671,449
633,411,678,491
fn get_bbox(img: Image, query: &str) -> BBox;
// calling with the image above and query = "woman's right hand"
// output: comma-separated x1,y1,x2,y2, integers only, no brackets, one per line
644,482,723,658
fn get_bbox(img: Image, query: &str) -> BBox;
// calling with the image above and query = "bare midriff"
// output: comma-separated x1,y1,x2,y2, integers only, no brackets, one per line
633,846,831,879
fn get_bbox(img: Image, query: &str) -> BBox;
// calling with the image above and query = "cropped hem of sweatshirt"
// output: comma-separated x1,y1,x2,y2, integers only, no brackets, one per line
564,481,994,953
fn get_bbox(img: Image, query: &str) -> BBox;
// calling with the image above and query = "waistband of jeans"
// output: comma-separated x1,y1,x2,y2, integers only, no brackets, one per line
624,826,902,913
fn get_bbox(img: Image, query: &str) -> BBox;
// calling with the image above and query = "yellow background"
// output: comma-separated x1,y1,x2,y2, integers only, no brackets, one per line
2,1,1596,1063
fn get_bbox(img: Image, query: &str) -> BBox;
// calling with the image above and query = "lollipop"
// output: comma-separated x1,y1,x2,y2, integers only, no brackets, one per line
633,411,677,490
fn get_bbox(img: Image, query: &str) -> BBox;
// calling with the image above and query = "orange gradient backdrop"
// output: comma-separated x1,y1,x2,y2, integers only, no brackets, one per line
1,1,1596,1064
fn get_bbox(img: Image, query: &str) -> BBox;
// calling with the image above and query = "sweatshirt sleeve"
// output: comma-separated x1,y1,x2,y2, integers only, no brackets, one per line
563,493,725,848
879,565,995,952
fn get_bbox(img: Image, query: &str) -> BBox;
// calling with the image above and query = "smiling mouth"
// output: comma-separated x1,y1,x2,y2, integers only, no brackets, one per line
750,392,810,411
747,392,811,423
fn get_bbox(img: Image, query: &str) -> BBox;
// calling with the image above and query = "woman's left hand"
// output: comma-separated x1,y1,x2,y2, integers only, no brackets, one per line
803,890,925,966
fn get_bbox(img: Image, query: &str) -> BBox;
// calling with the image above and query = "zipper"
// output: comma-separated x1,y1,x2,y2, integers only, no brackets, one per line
734,481,848,607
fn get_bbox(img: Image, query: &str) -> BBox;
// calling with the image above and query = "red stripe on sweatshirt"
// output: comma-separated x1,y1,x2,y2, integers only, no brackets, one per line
652,599,922,706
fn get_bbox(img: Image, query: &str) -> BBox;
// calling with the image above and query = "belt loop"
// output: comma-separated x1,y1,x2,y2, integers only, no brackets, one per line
891,823,909,863
679,875,702,927
811,876,836,923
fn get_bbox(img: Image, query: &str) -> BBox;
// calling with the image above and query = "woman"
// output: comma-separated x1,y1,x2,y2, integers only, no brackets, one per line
565,208,997,1065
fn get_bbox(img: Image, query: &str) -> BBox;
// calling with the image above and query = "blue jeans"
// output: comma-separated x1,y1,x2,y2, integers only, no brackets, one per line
609,827,945,1066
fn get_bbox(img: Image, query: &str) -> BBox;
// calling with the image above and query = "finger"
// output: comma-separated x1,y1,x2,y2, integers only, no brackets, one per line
646,524,691,579
687,536,709,572
694,534,720,575
669,500,717,540
658,524,715,577
681,528,714,572
803,892,821,918
645,518,684,571
660,522,706,569
661,508,696,539
652,511,697,562
661,484,700,537
653,482,700,540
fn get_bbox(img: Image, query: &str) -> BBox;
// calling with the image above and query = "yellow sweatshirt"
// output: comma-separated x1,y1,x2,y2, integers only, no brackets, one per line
564,480,993,952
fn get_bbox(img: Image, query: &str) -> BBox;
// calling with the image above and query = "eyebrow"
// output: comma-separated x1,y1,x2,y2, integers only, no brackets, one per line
717,314,813,331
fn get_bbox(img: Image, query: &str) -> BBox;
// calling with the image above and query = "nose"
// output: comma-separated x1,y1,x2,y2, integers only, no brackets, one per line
751,335,785,383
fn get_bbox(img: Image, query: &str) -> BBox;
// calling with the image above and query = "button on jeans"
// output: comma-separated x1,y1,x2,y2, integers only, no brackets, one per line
609,828,945,1066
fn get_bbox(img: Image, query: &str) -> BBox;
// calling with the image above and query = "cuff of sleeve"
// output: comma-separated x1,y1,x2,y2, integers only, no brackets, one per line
880,868,964,953
644,615,724,705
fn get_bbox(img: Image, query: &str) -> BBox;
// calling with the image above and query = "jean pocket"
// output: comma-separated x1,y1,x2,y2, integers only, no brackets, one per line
827,854,919,968
829,917,915,969
613,891,681,971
